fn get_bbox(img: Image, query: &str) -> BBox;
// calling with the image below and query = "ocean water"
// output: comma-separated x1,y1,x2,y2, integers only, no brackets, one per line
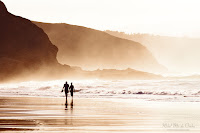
0,79,200,102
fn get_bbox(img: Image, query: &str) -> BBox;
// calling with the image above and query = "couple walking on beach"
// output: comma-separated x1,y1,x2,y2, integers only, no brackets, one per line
61,81,75,105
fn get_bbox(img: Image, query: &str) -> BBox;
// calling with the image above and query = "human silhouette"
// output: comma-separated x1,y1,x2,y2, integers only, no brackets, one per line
69,82,75,99
61,81,69,105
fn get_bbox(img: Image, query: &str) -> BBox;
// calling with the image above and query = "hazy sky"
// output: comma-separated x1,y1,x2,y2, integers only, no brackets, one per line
2,0,200,37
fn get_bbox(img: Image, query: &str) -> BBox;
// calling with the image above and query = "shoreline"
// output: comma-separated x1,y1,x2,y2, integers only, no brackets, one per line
0,96,200,132
0,94,200,103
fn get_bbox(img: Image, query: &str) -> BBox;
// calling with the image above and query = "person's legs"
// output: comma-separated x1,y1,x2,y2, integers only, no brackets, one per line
65,93,68,105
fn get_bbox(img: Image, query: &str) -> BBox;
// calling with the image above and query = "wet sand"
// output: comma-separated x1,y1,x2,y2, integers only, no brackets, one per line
0,97,200,132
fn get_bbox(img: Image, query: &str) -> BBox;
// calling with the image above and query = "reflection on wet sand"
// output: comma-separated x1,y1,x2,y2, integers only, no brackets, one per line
65,98,73,109
0,97,200,132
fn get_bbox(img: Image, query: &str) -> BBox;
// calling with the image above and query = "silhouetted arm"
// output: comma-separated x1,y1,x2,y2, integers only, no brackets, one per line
61,84,65,92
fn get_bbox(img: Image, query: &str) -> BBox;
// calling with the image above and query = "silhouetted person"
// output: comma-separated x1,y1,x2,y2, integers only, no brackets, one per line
61,81,69,105
69,82,75,99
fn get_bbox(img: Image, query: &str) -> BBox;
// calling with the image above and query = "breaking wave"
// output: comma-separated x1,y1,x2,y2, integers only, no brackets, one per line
1,79,200,102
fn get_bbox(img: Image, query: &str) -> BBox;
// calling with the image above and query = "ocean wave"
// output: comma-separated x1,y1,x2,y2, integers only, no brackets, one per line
1,79,200,102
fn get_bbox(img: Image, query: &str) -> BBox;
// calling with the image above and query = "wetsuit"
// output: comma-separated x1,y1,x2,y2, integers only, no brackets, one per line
63,83,69,96
69,85,74,97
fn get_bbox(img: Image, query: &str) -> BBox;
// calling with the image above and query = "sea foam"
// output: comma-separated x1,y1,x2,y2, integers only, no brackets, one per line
1,79,200,102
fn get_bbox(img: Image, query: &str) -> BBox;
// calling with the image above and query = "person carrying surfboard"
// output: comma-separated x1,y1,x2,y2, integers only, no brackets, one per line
69,82,75,106
61,81,69,104
69,82,75,98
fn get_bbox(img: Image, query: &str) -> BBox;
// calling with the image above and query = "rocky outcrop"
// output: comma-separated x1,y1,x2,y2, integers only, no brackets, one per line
0,1,68,82
105,30,200,73
0,1,164,82
34,22,167,73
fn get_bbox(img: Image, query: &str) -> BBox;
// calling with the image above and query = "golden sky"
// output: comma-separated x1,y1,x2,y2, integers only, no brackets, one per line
2,0,200,37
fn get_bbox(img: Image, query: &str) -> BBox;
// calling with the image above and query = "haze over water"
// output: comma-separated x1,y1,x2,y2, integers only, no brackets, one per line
1,79,200,102
1,1,200,132
1,0,200,102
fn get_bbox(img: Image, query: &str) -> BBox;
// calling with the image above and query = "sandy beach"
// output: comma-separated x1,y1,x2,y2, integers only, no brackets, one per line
0,96,200,133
